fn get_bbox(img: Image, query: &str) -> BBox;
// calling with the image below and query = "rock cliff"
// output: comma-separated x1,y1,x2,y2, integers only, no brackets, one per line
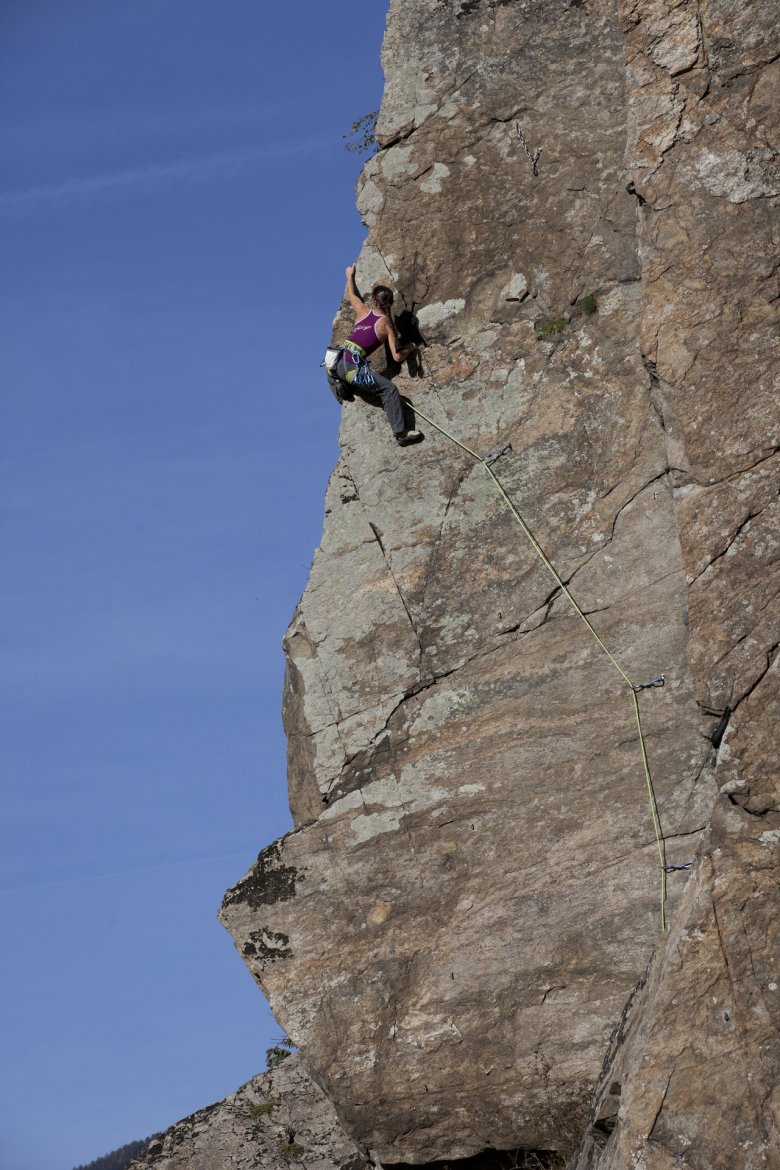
145,1,778,1167
126,1055,365,1170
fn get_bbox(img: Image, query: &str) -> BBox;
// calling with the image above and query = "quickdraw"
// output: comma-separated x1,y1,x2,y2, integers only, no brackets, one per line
341,341,377,388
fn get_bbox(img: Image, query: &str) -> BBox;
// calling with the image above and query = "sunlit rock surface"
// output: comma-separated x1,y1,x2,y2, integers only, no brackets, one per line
217,0,776,1166
126,1055,366,1170
571,1,780,1166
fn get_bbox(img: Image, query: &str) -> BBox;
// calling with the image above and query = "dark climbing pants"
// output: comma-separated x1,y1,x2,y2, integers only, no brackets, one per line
336,356,406,436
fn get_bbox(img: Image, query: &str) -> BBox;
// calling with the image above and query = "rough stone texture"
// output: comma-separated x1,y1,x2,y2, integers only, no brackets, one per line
570,1,780,1166
126,1054,367,1170
573,670,780,1170
616,0,779,715
218,0,778,1166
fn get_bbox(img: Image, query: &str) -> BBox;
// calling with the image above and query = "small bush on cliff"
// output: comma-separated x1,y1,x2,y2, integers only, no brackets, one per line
513,1152,566,1169
344,110,378,156
250,1100,279,1119
265,1035,296,1069
280,1142,306,1160
535,317,568,339
580,292,598,315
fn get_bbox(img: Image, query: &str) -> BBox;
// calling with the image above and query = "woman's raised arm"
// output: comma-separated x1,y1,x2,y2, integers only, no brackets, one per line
345,265,369,318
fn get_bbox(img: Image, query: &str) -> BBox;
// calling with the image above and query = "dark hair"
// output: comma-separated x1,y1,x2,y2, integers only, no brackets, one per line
372,285,400,346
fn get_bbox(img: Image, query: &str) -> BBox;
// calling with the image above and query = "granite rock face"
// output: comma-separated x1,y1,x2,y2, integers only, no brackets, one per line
126,1055,367,1170
570,1,780,1166
573,672,780,1170
220,0,778,1166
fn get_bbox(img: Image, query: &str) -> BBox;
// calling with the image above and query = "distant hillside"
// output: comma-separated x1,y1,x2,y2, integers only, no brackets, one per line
73,1136,158,1170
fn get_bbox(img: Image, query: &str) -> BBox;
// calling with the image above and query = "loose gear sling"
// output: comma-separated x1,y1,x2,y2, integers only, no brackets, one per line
322,341,377,398
323,310,386,393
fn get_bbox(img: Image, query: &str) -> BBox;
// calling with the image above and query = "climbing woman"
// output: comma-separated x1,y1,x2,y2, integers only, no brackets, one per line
336,264,423,446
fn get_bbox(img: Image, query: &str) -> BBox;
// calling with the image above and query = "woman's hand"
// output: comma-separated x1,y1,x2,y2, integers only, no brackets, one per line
345,265,368,317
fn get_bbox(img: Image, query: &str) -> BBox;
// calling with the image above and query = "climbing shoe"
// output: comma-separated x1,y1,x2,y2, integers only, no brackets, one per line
395,429,424,446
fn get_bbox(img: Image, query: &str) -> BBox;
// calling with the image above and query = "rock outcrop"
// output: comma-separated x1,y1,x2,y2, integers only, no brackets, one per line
165,1,775,1167
126,1055,366,1170
569,2,780,1166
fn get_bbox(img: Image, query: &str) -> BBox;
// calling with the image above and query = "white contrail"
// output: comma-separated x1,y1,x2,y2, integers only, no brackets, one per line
0,136,330,214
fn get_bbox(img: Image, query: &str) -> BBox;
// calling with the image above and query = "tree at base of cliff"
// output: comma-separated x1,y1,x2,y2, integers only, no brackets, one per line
73,1136,159,1170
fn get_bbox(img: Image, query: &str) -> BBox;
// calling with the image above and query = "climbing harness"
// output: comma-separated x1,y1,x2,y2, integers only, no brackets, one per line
405,398,671,931
321,341,378,400
341,341,377,388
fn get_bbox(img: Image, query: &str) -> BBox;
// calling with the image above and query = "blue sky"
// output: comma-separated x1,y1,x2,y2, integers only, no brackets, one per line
0,3,387,1166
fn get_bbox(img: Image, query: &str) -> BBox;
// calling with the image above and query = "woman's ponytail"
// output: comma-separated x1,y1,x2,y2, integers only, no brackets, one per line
372,285,401,347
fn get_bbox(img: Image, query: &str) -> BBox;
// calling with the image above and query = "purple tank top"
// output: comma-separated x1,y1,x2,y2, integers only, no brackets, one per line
347,311,384,356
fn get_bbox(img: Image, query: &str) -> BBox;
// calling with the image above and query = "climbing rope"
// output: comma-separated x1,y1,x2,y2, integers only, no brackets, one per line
408,399,669,931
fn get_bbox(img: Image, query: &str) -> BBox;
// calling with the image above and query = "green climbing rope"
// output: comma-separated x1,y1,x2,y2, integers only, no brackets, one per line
409,399,669,931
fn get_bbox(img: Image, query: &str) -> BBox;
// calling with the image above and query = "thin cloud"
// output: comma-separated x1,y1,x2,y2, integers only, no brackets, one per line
0,136,331,214
0,851,251,896
0,101,302,152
